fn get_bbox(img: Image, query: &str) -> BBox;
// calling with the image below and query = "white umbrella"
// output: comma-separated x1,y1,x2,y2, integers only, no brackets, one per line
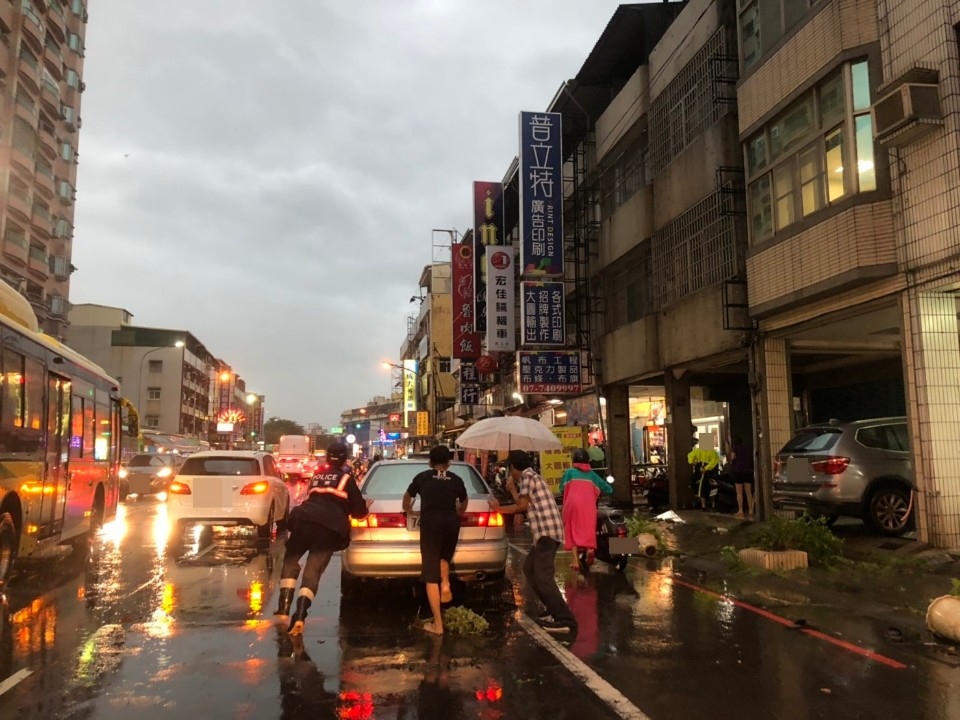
454,416,561,452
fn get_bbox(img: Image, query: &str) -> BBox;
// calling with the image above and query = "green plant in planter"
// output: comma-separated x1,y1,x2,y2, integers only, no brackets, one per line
747,513,843,566
625,516,668,553
950,578,960,597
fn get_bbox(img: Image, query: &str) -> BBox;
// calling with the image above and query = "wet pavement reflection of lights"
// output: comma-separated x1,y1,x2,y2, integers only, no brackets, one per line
100,502,129,550
152,502,170,559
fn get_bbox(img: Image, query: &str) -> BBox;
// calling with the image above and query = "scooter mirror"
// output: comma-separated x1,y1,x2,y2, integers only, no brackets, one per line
606,475,615,485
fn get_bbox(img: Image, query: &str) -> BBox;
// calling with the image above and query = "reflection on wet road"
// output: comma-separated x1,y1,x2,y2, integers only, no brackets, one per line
0,498,957,719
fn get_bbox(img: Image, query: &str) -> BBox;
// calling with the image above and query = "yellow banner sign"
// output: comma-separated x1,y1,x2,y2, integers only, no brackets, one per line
540,426,587,495
416,411,430,437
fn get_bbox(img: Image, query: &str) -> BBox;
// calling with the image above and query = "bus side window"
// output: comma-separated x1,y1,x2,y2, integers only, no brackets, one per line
83,397,94,457
1,351,22,432
94,401,110,461
20,357,43,454
70,396,84,460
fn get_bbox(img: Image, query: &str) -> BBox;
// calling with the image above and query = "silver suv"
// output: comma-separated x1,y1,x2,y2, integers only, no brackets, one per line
772,417,914,536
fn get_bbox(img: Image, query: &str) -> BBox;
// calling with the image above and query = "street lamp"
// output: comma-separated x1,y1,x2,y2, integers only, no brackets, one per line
137,340,184,431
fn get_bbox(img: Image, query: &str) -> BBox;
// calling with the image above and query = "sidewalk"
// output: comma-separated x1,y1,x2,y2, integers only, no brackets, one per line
643,508,960,664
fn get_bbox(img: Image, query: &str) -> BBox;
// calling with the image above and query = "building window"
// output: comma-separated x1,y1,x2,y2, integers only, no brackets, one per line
738,0,823,71
148,360,162,373
147,387,161,400
60,142,74,162
438,359,452,373
144,415,160,429
65,69,79,88
601,136,648,219
744,59,876,244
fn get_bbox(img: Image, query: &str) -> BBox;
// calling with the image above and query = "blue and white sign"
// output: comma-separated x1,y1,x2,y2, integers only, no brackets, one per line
459,361,479,385
517,351,582,394
519,111,563,277
520,280,565,347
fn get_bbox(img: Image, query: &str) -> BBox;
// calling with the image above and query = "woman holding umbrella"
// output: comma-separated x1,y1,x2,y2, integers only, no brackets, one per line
559,448,613,572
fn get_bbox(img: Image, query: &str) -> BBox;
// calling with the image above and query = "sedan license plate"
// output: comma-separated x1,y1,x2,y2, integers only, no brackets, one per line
406,514,420,532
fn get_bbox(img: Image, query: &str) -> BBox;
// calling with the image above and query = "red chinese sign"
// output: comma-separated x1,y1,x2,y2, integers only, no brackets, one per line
452,241,481,359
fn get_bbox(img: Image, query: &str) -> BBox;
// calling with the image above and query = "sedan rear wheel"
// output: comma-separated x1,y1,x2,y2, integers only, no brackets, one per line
257,504,275,540
868,484,914,536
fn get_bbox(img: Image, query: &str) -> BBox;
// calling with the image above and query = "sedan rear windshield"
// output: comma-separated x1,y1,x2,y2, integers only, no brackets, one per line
780,428,842,453
179,457,261,476
128,454,171,467
363,462,489,496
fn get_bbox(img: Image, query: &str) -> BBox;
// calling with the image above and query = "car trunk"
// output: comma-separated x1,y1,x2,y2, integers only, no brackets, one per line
350,494,500,542
177,475,237,508
776,427,845,490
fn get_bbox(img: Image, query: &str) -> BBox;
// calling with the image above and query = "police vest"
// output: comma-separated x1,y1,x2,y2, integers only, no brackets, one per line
308,468,352,499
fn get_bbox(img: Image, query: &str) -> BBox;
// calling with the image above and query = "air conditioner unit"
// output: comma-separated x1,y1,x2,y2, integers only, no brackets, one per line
871,82,943,147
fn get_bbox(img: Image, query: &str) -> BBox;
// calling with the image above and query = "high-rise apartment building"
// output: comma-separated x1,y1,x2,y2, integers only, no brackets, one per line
0,0,88,340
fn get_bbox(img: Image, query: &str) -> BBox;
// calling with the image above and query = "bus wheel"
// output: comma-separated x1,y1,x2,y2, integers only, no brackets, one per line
0,512,18,589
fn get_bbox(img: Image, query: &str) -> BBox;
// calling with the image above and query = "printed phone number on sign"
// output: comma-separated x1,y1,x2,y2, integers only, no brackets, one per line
519,383,581,393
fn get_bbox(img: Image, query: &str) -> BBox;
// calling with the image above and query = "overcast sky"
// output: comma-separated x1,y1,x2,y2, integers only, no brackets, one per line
71,0,640,427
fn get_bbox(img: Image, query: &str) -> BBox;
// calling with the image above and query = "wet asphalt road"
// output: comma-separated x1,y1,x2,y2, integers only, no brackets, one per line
0,499,957,720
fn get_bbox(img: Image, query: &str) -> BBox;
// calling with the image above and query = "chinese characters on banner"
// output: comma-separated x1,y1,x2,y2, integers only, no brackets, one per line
473,182,504,333
459,385,479,405
403,359,418,427
485,248,515,352
518,111,563,277
458,361,479,406
517,351,582,394
540,426,588,495
520,280,566,346
416,411,430,437
451,241,481,359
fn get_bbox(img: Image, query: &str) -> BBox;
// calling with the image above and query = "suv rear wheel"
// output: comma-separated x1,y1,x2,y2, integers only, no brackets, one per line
867,483,914,536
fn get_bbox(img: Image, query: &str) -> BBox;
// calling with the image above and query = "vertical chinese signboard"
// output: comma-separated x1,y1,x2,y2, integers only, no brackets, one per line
540,426,588,495
451,241,481,359
403,359,418,427
519,111,563,277
458,360,479,406
520,280,566,346
416,411,430,437
473,181,504,334
485,247,515,352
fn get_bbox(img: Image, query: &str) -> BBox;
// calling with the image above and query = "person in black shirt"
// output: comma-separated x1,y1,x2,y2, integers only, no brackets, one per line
275,441,371,635
403,445,467,635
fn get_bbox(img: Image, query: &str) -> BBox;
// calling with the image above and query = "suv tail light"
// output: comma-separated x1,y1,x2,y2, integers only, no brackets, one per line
773,459,783,475
169,481,192,495
461,512,504,528
351,513,406,529
810,457,850,475
240,481,270,495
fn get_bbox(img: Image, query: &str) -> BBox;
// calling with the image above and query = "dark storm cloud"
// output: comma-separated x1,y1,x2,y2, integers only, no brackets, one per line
71,0,640,425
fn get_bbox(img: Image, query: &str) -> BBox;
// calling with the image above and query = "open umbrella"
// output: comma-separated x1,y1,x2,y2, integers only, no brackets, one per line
454,416,561,452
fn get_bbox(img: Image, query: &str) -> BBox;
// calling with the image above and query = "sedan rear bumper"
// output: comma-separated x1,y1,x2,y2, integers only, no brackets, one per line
167,498,272,527
342,538,507,579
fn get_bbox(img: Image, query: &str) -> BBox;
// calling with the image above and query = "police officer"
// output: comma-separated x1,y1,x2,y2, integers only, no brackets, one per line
274,441,371,634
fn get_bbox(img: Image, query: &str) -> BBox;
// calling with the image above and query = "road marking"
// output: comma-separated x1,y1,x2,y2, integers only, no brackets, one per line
669,576,908,670
0,668,32,697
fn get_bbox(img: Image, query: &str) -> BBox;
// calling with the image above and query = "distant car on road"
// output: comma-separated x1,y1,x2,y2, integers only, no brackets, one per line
119,453,182,501
166,450,290,540
773,417,914,536
341,459,507,595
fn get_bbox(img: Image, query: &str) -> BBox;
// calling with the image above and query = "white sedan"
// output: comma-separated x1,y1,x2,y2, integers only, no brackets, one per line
166,451,290,539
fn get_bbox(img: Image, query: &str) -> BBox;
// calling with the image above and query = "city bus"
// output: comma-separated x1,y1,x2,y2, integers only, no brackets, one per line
0,282,132,588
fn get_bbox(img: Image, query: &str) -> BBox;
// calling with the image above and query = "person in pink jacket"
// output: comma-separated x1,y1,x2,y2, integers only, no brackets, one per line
559,448,613,572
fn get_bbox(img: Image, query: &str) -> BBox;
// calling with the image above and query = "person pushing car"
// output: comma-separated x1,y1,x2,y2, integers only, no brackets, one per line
275,441,372,634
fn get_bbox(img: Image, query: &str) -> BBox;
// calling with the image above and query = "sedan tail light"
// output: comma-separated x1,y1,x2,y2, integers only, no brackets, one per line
168,481,192,495
810,457,850,475
460,512,504,528
240,481,270,495
351,513,406,529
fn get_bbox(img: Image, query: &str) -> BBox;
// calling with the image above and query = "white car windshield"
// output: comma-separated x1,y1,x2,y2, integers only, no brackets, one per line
179,457,261,476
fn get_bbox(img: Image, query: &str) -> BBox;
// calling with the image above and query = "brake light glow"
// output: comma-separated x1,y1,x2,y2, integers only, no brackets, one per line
350,512,406,529
240,481,270,495
460,512,504,528
168,481,192,495
810,457,850,475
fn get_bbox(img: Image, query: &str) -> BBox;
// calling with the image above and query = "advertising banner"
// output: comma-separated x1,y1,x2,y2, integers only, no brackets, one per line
518,111,563,277
459,385,480,405
485,247,515,352
403,359,418,427
459,361,478,385
540,425,588,495
517,350,583,394
473,181,504,333
451,241,481,359
416,411,431,437
520,280,566,347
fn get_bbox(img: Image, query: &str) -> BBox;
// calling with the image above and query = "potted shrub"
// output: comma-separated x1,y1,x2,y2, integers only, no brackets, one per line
738,514,843,570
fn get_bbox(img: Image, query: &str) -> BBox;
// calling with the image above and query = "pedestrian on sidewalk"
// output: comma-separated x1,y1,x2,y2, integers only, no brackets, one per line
274,441,372,635
688,432,720,510
500,450,578,635
729,434,756,519
560,448,613,572
402,445,468,635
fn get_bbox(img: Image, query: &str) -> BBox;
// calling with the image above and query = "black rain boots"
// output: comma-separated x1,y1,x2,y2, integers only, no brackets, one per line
288,595,312,635
274,587,295,620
